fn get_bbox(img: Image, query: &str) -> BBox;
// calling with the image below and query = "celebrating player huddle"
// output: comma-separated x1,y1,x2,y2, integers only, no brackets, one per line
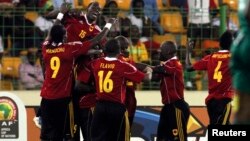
36,1,240,141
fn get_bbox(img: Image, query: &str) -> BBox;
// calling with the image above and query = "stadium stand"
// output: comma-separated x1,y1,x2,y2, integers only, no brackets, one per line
1,57,22,78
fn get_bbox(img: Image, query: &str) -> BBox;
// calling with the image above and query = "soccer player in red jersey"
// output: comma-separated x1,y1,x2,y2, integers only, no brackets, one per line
89,39,148,141
116,36,137,127
39,9,114,140
152,41,190,141
46,2,109,140
185,30,234,125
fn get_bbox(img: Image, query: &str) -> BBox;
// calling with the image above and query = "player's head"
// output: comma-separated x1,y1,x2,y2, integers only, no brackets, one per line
115,35,129,57
87,2,101,23
159,41,177,61
220,30,234,50
50,24,66,44
104,39,121,57
132,0,144,18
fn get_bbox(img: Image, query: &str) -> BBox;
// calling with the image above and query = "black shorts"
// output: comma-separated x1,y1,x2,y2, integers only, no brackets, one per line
187,23,212,40
206,98,232,124
91,100,128,141
157,100,190,141
40,97,71,141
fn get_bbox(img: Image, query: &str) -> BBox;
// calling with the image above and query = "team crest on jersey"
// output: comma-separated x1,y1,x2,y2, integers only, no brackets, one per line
89,25,94,32
172,129,178,136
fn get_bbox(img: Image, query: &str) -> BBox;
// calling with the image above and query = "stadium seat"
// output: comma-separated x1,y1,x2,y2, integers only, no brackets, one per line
229,11,239,28
160,11,187,33
0,80,13,90
202,39,220,49
156,0,169,10
115,0,131,10
153,34,176,45
74,0,83,9
83,0,106,8
223,0,238,11
1,57,22,78
180,34,187,47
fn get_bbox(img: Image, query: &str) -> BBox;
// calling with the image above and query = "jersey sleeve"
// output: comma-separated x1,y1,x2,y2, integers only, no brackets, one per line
193,55,210,70
123,62,145,83
68,41,92,57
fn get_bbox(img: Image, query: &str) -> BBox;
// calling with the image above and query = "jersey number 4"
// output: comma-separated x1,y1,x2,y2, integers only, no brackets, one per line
213,61,222,82
98,70,114,93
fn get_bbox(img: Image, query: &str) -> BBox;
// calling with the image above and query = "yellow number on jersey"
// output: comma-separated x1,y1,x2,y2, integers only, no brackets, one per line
79,30,86,39
213,61,222,82
50,56,60,78
98,71,113,93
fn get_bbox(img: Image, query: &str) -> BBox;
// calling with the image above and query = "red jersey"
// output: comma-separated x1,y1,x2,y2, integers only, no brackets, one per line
193,50,233,104
40,41,91,99
63,14,105,81
160,57,185,104
118,54,137,116
63,14,101,42
90,57,145,104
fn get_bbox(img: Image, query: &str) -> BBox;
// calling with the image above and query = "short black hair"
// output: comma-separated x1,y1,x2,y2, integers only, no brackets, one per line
115,35,129,50
161,41,177,54
220,30,234,50
104,39,121,56
132,0,144,8
50,24,66,43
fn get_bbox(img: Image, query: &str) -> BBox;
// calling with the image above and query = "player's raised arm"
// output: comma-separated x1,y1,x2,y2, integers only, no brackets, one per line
88,18,117,46
185,41,195,72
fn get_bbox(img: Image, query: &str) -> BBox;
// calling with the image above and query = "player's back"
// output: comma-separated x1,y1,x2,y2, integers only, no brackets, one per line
90,57,144,104
41,41,88,99
206,51,233,96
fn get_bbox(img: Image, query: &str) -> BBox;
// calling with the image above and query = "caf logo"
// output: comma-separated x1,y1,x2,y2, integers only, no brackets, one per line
0,97,17,120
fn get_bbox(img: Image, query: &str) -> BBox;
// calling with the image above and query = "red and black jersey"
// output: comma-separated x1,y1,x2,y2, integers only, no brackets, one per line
159,57,185,104
193,50,233,104
40,40,91,99
89,57,145,104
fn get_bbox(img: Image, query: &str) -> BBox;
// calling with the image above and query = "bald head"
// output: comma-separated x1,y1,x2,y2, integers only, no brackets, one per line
159,41,177,61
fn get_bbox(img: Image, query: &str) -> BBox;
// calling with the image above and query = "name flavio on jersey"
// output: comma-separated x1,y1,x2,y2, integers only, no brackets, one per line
100,63,115,69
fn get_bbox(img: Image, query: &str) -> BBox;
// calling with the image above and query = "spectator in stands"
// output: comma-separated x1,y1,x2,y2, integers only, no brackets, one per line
10,1,43,56
0,0,14,53
128,25,149,64
19,48,44,90
187,0,217,43
128,0,164,37
128,0,162,58
143,0,161,26
53,0,74,10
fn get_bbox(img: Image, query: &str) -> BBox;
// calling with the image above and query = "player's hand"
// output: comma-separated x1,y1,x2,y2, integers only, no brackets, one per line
187,40,194,52
87,49,103,55
107,18,117,25
60,2,71,14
